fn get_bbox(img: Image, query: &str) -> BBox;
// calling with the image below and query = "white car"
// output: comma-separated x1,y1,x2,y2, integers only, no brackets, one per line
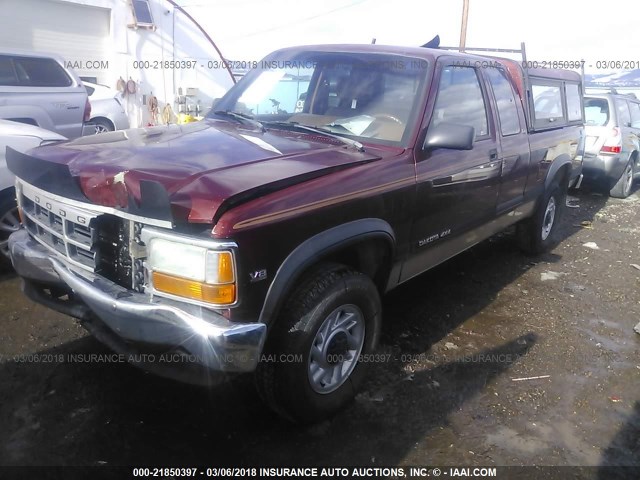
0,120,66,262
83,81,130,133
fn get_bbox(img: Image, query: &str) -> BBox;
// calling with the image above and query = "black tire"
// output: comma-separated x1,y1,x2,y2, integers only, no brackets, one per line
516,181,566,255
609,159,634,199
0,192,20,268
255,263,382,423
92,118,114,134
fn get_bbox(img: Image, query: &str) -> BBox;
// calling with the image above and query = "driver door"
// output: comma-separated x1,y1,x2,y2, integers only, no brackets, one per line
402,62,501,281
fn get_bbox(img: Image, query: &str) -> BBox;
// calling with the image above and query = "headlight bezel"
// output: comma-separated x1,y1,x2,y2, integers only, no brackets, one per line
141,227,239,308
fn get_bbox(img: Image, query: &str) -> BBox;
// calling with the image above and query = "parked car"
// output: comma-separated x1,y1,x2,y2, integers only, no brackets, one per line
0,119,65,263
6,44,584,422
83,81,130,133
583,89,640,198
0,49,93,139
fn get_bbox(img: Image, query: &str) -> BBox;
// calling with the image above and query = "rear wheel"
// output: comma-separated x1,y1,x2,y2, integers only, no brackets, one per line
517,181,566,255
255,263,381,423
92,118,114,134
609,159,634,199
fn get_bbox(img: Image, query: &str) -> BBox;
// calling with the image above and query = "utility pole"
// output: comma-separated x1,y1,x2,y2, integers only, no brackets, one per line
459,0,470,52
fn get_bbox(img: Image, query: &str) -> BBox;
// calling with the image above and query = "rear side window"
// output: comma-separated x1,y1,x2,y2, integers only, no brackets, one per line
615,99,631,127
565,83,583,122
584,97,609,126
432,66,488,138
629,102,640,128
485,67,520,136
9,56,72,87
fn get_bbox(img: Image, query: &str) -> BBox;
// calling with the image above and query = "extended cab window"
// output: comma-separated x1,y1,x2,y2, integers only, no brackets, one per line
11,56,72,87
485,67,520,136
431,66,488,138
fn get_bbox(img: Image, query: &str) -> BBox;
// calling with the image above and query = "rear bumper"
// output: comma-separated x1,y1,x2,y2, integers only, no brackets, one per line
582,152,626,183
109,110,130,131
9,229,267,376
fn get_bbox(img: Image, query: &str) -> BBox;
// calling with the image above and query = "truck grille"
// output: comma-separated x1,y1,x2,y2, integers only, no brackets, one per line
21,189,99,271
18,182,143,291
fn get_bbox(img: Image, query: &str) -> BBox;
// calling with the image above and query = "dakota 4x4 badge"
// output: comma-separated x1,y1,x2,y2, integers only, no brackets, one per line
418,228,451,247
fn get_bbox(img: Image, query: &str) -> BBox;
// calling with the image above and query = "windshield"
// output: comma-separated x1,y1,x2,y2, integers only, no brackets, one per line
211,51,429,146
584,97,610,126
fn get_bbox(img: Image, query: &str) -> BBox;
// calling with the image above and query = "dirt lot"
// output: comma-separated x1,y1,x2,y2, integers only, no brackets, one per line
0,186,638,476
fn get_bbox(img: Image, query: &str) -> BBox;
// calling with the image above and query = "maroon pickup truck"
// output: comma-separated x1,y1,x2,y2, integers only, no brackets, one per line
6,44,585,422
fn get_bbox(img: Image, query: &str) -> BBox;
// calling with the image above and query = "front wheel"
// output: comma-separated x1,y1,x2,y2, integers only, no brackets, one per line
609,159,634,199
255,263,381,423
516,182,566,255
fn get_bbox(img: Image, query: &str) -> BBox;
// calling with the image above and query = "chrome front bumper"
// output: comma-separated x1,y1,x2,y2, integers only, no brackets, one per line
9,229,267,375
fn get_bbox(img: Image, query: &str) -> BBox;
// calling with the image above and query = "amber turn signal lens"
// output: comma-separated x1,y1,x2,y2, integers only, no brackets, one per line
206,251,235,284
153,271,236,304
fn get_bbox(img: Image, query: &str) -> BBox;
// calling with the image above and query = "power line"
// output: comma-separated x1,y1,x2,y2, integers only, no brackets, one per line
177,0,372,39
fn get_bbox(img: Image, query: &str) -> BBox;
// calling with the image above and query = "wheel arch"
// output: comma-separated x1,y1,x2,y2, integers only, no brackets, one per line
630,149,639,170
257,218,396,326
544,154,573,190
90,116,115,131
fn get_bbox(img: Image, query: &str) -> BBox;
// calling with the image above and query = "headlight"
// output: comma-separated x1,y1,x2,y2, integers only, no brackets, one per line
146,236,236,305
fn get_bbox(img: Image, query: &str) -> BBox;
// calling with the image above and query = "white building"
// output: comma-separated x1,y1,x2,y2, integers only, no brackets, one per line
1,0,236,127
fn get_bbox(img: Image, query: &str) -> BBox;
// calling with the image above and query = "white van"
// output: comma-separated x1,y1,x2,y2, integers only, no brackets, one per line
0,49,93,139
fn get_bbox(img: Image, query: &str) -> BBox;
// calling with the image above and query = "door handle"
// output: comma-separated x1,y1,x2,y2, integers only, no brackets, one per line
489,149,498,160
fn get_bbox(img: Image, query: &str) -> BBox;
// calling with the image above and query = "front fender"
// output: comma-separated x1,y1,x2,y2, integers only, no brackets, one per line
257,218,395,326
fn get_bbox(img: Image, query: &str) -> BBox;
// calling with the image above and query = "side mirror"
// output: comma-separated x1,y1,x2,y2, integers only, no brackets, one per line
423,122,475,151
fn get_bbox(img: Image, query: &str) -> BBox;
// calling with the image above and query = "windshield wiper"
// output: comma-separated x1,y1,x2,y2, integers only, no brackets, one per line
261,121,364,152
212,110,265,132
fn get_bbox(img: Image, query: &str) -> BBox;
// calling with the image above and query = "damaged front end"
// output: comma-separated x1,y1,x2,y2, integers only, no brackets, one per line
6,148,266,382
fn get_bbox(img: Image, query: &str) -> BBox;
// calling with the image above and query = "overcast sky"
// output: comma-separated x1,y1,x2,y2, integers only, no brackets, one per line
176,0,639,73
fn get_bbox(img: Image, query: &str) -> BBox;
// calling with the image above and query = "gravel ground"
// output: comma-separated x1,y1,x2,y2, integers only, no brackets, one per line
0,186,638,477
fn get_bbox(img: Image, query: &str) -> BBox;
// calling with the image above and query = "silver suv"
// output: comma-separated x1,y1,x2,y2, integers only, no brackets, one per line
0,50,92,139
583,90,640,198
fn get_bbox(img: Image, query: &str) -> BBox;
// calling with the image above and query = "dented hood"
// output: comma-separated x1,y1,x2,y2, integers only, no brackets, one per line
9,120,381,224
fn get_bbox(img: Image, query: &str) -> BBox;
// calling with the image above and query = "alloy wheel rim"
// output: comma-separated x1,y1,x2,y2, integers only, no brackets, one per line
308,304,365,394
94,124,109,134
541,196,556,241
